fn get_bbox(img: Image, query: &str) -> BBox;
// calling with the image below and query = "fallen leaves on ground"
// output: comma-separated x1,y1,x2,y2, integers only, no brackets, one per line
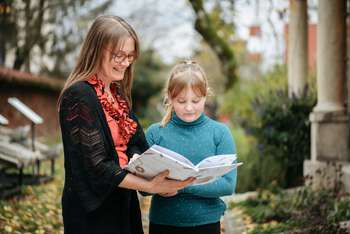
0,159,64,233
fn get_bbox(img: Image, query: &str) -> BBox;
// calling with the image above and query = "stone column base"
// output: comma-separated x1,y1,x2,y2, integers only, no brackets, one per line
342,164,350,193
304,159,350,192
310,111,349,161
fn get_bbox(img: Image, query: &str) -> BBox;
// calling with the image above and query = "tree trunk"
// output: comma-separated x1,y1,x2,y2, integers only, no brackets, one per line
188,0,238,90
13,0,45,71
0,1,13,66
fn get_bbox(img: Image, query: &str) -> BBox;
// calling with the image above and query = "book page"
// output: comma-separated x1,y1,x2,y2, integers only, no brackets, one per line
196,154,237,169
195,163,241,184
151,145,195,167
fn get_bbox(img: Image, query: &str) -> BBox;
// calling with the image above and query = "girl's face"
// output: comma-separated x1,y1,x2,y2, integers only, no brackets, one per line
99,37,135,84
171,87,206,122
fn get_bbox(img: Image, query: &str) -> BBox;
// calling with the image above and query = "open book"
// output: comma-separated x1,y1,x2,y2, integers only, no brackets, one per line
125,145,242,184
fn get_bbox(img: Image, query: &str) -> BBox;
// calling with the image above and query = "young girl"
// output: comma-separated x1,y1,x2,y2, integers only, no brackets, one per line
146,60,237,234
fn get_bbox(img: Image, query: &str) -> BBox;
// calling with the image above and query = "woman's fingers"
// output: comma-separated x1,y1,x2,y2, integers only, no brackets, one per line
152,170,169,183
175,177,195,189
150,173,195,194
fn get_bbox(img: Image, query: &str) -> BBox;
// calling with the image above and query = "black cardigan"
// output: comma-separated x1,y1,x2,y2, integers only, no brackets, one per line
59,81,149,234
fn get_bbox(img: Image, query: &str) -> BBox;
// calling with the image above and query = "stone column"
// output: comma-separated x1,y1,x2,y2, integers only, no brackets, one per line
288,0,308,98
344,0,350,193
304,0,349,191
314,0,346,112
347,3,350,115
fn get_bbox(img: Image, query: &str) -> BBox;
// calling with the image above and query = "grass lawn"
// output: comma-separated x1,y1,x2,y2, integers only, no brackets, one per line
0,157,64,234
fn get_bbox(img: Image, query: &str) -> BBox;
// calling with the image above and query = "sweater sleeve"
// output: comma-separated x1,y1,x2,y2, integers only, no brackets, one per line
182,125,237,198
59,85,128,212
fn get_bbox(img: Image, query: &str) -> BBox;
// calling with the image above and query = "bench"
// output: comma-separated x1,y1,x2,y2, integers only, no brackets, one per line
0,125,61,177
0,98,61,197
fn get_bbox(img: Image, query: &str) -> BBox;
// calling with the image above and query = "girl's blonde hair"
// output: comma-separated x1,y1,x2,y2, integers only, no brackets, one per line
160,60,210,126
59,15,140,107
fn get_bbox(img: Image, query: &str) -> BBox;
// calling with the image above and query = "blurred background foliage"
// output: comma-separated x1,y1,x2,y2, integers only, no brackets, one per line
132,49,169,126
0,0,115,77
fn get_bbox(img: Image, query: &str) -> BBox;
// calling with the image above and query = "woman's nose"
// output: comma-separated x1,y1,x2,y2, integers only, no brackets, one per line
121,58,131,66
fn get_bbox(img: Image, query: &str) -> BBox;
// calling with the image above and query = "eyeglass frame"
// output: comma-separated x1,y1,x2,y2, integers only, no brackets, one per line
104,48,136,64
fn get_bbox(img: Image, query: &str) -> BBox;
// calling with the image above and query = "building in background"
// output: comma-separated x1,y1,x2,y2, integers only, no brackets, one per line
284,23,317,73
0,67,63,137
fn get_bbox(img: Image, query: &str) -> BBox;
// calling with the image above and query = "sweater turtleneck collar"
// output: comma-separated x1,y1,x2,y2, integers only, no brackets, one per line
171,112,208,127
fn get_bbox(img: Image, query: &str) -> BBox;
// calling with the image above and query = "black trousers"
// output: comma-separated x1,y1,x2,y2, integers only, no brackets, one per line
149,221,220,234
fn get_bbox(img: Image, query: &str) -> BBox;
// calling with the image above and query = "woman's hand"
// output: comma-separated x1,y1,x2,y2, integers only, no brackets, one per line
147,170,194,194
119,170,194,194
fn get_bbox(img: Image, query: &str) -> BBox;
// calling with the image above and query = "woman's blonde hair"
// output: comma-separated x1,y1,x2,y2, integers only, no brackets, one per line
160,60,210,126
59,15,139,107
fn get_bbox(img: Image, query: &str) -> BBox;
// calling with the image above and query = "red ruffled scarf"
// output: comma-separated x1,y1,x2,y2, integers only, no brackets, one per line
87,75,137,143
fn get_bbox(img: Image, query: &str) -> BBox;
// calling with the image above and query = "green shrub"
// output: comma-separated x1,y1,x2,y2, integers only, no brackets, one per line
222,65,316,190
247,88,316,188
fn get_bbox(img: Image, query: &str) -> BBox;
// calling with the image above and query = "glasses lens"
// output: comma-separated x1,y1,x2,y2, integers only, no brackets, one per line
113,52,134,63
127,55,134,62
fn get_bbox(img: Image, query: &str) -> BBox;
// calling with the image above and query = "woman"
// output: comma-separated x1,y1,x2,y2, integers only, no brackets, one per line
58,15,193,234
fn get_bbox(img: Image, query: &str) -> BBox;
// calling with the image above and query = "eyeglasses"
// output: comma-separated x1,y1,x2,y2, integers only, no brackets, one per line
105,48,135,64
181,60,197,65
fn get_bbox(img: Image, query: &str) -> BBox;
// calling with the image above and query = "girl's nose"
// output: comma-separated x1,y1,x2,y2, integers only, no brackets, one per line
185,104,193,111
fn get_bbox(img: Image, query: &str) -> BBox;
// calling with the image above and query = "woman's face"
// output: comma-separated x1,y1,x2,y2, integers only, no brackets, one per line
171,87,206,122
99,37,135,84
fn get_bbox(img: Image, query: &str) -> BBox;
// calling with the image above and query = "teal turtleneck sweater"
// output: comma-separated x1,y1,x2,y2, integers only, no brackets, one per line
145,113,237,227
